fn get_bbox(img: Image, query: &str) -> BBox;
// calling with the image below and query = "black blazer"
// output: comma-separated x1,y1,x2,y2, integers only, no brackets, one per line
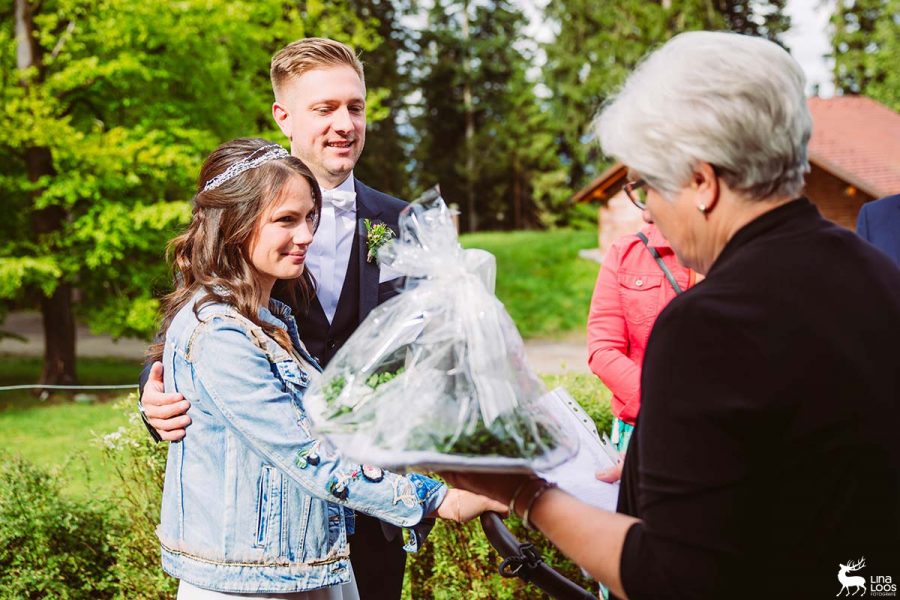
352,178,409,321
291,178,408,367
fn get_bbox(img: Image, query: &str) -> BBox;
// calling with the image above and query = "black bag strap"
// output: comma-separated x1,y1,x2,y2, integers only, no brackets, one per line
636,231,684,295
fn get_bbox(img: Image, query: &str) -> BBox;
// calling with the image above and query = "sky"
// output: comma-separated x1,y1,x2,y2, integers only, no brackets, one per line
519,0,836,97
781,0,836,96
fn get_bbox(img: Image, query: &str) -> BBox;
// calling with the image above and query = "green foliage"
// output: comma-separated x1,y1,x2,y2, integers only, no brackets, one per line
407,372,613,599
412,0,553,231
0,0,382,382
98,396,177,599
0,394,176,598
540,0,791,204
832,0,900,110
461,229,600,339
0,453,118,598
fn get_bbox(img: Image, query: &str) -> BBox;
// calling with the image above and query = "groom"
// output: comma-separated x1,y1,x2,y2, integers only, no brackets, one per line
139,38,410,599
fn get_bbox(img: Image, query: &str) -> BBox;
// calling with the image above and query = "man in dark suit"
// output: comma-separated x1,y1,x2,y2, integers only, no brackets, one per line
857,194,900,264
139,38,410,600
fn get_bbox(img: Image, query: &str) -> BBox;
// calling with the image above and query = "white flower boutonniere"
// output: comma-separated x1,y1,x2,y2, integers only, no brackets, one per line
364,218,396,264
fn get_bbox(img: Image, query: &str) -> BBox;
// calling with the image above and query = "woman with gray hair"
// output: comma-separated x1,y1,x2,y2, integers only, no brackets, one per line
446,31,899,598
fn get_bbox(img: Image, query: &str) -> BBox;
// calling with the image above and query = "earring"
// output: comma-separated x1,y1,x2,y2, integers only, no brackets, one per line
697,204,708,213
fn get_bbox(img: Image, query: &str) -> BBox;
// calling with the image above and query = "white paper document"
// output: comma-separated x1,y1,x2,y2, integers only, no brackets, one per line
537,388,621,513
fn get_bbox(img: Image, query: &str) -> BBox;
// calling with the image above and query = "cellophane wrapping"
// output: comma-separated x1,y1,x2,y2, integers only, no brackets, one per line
303,190,577,472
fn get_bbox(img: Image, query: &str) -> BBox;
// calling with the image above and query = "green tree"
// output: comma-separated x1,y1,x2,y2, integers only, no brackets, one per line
413,0,552,231
540,0,791,208
349,0,419,199
832,0,900,110
1,0,378,384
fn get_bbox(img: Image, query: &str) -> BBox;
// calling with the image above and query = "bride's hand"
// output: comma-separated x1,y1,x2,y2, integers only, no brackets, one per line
432,488,508,524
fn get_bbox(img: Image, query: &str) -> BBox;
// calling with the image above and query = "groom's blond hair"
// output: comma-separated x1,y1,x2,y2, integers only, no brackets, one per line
270,38,365,95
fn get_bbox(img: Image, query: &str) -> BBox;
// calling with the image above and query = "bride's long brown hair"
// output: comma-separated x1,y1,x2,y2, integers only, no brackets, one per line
148,138,322,362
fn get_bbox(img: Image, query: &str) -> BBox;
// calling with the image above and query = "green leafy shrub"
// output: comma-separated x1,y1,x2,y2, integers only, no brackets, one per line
0,453,118,598
97,396,177,599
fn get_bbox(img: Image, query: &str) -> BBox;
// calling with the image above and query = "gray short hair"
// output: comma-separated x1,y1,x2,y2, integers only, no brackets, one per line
595,31,811,201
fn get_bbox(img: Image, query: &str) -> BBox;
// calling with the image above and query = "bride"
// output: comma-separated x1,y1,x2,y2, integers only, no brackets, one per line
148,137,504,599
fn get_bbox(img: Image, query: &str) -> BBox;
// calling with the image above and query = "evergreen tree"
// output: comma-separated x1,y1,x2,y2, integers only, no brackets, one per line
832,0,900,110
413,0,548,231
349,0,418,198
540,0,792,210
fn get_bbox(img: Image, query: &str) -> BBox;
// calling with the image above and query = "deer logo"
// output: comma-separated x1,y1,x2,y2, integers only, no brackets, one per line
837,557,867,596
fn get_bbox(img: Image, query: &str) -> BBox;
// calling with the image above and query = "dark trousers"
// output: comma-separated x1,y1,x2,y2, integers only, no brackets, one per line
350,512,406,600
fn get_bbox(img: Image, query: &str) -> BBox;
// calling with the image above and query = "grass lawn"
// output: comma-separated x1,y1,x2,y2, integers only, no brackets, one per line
0,353,141,410
460,228,600,339
0,355,139,497
0,398,130,498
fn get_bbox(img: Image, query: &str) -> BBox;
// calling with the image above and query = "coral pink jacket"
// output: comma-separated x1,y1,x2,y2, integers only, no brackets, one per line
587,225,695,424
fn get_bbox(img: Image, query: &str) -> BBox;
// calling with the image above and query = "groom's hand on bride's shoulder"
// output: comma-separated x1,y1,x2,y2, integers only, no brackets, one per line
140,361,191,441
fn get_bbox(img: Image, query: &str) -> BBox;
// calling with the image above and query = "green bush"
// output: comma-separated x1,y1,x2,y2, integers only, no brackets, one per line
97,396,177,599
0,454,118,598
0,393,177,599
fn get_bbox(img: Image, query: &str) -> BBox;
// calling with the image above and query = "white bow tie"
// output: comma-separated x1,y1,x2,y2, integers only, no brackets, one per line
322,189,356,214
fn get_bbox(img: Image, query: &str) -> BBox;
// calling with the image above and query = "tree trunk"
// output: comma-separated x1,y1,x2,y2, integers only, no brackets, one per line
40,284,77,385
17,0,76,385
512,156,522,229
461,0,477,232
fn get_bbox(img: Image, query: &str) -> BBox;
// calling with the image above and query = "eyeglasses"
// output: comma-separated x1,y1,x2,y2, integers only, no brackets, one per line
624,178,647,210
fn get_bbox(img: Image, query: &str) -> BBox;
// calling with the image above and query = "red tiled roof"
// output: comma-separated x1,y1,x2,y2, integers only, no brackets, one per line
574,96,900,203
807,96,900,198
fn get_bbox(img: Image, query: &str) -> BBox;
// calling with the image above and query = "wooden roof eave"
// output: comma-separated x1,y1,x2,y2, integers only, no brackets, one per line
572,162,628,204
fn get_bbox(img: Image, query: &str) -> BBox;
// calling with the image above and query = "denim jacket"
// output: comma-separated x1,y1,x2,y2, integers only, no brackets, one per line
158,293,447,593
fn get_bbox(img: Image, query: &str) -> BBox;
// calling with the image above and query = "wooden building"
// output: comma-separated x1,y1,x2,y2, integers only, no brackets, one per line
574,96,900,258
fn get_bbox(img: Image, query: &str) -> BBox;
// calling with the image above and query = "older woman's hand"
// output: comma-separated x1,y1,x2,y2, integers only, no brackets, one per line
440,471,537,509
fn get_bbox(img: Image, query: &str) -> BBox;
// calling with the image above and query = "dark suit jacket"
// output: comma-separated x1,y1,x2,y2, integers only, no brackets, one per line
352,178,409,319
857,193,900,264
294,178,407,366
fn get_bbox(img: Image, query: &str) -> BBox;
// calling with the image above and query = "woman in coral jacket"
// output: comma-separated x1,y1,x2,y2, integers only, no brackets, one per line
587,223,699,459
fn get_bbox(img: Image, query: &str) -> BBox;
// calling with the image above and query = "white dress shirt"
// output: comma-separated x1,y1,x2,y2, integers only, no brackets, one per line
306,175,357,323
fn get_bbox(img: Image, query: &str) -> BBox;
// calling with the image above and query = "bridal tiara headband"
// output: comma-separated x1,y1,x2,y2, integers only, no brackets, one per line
201,144,290,192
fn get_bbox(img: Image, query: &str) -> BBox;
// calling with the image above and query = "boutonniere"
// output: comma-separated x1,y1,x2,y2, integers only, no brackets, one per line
364,218,396,263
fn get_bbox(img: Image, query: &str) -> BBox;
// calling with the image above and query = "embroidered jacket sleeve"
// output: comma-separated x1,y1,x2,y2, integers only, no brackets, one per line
188,316,446,552
587,242,642,420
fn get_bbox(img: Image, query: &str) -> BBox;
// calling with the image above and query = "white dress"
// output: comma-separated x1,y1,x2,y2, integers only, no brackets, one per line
176,566,360,600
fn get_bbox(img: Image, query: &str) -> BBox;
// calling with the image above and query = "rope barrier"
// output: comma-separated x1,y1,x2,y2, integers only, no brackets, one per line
0,384,137,392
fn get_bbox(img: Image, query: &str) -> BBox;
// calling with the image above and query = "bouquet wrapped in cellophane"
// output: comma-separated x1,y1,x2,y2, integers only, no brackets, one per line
303,189,577,472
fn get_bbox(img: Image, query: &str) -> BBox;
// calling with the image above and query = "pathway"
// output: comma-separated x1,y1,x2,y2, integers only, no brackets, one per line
0,311,590,375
